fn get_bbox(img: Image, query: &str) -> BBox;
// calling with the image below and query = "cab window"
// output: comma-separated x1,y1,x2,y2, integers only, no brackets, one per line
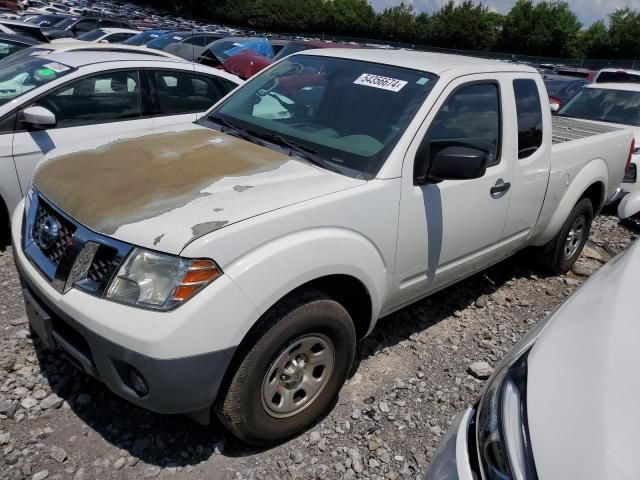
513,79,543,159
426,82,501,167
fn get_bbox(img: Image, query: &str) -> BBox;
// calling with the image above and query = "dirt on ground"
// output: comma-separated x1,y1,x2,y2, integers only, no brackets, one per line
0,214,635,480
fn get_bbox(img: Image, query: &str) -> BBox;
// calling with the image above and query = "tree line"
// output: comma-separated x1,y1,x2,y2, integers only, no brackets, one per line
144,0,640,59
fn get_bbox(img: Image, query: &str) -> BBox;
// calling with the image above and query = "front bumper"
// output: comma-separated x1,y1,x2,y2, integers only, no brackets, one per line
10,201,254,417
428,408,477,480
17,263,235,416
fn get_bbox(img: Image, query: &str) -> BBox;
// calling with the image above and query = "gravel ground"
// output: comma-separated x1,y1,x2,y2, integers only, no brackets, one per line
0,214,635,480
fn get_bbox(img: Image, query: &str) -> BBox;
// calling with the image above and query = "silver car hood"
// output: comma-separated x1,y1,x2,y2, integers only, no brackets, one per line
527,241,640,479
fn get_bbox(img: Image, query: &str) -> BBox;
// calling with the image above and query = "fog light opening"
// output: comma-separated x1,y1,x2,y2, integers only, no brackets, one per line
129,367,149,397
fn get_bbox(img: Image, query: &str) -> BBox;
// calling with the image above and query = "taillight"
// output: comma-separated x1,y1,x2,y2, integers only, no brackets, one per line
626,138,635,172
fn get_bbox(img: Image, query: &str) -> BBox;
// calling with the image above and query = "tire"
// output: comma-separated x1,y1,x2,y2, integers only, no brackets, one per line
215,290,356,445
540,198,593,274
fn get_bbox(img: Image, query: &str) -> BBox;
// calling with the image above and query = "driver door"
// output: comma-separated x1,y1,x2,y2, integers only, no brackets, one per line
390,75,515,311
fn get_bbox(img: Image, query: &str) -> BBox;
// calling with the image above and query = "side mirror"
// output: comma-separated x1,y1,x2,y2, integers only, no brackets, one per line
550,102,560,113
21,106,56,130
99,39,109,43
414,144,487,184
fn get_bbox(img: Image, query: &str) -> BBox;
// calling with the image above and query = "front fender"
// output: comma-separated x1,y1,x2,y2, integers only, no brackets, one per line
221,227,389,335
532,158,608,246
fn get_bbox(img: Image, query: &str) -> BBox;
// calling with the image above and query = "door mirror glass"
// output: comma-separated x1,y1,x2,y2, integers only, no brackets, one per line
426,145,487,182
21,105,56,129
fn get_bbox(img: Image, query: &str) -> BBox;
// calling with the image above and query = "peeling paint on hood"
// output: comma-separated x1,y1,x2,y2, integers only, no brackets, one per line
34,124,364,254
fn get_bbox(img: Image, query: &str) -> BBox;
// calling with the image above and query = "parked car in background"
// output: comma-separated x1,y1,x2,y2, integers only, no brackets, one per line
557,83,640,199
223,40,358,79
198,36,273,68
0,50,241,224
429,240,640,480
10,50,632,445
43,16,134,40
25,13,68,27
555,66,593,79
0,41,181,66
57,27,138,43
543,74,588,111
593,68,640,84
146,30,221,51
0,18,49,41
0,31,35,58
122,28,172,46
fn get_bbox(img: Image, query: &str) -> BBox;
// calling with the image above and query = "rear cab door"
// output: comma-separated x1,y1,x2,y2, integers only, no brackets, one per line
500,75,551,250
392,73,517,309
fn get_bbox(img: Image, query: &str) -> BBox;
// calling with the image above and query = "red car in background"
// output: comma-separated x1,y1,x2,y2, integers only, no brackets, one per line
223,39,358,79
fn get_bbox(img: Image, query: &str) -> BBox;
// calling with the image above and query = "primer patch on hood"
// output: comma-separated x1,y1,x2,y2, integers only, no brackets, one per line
34,128,291,235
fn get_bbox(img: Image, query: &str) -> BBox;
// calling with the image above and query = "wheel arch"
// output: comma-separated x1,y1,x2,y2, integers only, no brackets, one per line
531,158,608,247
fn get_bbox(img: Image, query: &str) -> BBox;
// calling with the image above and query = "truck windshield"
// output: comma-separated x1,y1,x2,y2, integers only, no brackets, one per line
206,54,437,178
559,87,640,127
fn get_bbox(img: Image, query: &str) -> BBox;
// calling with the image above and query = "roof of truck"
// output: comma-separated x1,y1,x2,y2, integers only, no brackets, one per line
302,48,537,75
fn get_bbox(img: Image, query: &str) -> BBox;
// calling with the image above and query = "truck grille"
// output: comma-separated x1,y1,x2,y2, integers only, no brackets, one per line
32,201,76,267
22,191,132,296
87,246,118,285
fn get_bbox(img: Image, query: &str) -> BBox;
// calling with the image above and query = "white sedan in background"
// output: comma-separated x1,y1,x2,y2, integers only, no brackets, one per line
429,240,640,479
52,27,140,44
556,83,640,198
0,51,241,234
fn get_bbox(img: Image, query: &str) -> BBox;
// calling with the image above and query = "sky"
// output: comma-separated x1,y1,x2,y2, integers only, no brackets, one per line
369,0,640,26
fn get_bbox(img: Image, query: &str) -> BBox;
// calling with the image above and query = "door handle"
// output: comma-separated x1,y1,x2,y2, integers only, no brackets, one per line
490,179,511,199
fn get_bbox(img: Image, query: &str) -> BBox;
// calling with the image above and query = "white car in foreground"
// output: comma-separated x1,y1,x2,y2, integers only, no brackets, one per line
429,240,640,479
0,51,241,232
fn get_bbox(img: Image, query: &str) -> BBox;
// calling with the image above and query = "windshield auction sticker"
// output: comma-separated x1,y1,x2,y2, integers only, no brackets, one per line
353,73,407,92
43,62,70,73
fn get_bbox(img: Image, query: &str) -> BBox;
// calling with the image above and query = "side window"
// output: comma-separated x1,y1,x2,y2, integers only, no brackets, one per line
0,40,26,60
513,79,543,159
184,36,207,46
106,33,131,43
218,78,238,93
34,70,141,128
152,70,220,114
427,82,501,166
74,20,97,34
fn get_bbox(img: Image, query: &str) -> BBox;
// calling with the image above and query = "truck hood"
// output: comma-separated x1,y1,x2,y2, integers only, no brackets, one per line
34,124,364,254
526,242,640,480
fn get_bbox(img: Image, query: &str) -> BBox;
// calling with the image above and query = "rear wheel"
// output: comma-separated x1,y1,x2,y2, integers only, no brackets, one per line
539,198,593,274
216,290,356,445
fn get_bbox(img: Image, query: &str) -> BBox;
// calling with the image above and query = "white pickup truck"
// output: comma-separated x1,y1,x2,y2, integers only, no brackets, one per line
11,50,634,444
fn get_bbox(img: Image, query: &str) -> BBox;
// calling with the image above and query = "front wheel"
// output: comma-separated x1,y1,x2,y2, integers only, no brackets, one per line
215,290,356,445
540,198,593,274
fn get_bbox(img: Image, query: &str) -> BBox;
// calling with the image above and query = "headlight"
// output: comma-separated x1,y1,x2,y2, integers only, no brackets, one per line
476,315,552,479
105,248,221,311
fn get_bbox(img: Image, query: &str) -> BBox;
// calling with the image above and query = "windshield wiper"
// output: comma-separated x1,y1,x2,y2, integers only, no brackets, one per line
246,130,331,169
208,115,266,146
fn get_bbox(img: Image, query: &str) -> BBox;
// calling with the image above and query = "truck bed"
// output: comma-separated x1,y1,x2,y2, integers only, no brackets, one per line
552,116,621,144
